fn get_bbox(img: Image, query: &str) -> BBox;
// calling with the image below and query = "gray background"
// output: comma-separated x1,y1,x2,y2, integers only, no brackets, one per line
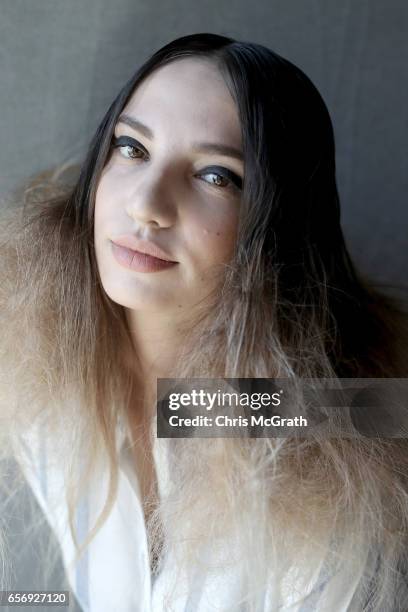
1,0,407,292
0,0,407,609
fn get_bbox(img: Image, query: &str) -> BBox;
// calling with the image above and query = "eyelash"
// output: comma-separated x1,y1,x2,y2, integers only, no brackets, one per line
111,135,242,192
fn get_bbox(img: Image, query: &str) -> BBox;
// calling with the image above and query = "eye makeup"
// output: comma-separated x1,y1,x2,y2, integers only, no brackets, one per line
111,134,243,191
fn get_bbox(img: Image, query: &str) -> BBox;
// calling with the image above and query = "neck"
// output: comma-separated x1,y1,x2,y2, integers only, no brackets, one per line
123,307,196,416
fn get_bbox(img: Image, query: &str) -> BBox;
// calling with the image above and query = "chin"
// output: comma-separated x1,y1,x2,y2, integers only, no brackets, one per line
99,276,173,311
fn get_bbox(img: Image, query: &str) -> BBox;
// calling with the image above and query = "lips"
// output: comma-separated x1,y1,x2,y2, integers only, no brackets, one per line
110,241,179,273
110,234,177,262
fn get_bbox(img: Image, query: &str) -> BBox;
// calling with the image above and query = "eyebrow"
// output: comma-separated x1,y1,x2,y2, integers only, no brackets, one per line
116,113,244,162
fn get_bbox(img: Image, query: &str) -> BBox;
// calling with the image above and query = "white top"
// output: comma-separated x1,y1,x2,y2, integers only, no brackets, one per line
16,411,358,612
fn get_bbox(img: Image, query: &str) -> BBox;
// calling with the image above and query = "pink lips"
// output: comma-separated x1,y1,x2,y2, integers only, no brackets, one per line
110,237,178,273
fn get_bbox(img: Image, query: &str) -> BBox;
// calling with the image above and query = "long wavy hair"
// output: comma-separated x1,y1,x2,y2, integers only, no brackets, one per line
1,33,408,610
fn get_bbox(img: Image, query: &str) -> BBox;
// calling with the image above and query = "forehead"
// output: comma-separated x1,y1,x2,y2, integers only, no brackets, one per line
120,57,241,145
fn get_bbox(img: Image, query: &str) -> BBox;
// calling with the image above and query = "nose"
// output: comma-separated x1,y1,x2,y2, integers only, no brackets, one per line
125,167,177,229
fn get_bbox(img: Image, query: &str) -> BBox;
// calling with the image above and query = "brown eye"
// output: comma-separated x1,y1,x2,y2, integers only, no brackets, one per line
112,136,149,161
206,173,229,187
195,165,243,191
120,145,145,159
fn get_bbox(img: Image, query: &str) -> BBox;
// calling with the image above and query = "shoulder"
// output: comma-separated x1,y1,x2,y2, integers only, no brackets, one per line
15,410,71,529
15,409,145,612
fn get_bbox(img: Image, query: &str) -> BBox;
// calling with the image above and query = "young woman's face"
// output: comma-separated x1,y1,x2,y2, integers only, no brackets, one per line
94,57,243,314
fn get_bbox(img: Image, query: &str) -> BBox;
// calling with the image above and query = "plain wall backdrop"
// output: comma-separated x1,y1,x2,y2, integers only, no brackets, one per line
0,0,407,608
1,0,407,290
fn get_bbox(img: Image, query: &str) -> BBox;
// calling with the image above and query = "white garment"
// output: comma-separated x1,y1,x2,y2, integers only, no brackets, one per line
16,411,357,612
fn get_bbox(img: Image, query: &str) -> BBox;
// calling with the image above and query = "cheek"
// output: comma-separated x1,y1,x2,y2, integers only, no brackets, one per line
189,209,239,266
94,173,121,239
94,174,112,220
93,178,117,272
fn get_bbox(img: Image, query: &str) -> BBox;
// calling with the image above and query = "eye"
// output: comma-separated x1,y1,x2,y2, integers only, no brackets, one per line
112,135,149,160
196,166,242,192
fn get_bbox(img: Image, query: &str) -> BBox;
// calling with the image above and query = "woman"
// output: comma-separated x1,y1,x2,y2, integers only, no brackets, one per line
1,32,408,611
